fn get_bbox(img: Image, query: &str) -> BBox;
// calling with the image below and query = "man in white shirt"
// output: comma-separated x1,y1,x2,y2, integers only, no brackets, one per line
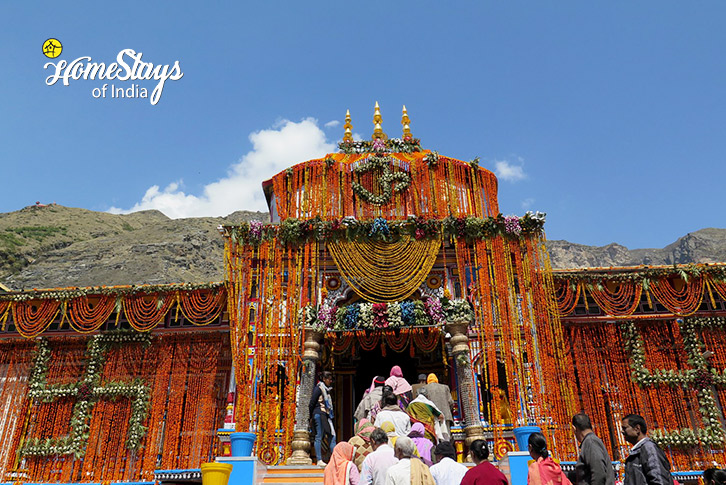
374,392,411,437
361,428,399,485
430,441,468,485
385,437,435,485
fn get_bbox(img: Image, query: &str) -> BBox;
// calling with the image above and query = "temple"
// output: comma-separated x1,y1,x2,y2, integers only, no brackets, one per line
0,104,724,484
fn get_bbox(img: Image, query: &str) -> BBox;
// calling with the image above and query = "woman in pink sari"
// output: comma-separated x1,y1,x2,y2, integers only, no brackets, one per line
527,432,572,485
384,365,413,406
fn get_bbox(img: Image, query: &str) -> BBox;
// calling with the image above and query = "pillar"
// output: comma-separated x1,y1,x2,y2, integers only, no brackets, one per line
446,321,486,450
287,328,323,465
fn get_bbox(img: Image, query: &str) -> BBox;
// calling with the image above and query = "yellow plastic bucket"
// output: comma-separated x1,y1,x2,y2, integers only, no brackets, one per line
201,462,234,485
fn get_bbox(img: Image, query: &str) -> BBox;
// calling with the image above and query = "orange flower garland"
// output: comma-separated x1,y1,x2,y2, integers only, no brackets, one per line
267,153,499,222
0,333,230,482
178,288,226,325
649,277,704,316
123,293,176,331
68,295,116,333
12,299,61,338
589,280,643,316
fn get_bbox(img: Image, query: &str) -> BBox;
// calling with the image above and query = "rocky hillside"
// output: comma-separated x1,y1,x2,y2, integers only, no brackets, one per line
546,228,726,268
0,204,266,290
0,204,724,290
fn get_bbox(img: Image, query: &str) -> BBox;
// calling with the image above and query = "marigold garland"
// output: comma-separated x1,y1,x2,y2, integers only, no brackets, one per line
328,238,441,302
0,333,230,482
12,299,61,338
225,238,306,465
0,285,227,337
553,266,726,318
67,295,116,333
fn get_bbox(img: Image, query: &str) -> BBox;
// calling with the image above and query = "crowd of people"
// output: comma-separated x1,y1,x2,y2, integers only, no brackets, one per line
310,368,721,485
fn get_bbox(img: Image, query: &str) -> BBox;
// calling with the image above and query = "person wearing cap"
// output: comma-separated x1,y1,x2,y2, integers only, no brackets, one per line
430,441,468,485
412,373,428,398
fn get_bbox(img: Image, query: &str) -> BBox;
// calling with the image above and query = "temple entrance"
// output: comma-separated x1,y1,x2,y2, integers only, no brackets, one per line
329,334,449,441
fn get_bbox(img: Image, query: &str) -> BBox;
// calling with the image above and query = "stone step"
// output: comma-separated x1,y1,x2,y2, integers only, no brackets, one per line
263,465,324,484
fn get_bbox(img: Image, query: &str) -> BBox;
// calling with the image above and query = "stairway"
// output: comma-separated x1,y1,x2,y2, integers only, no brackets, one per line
262,465,324,485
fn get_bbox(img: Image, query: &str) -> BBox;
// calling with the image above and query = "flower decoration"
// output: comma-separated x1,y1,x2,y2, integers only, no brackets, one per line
504,215,522,236
22,330,152,458
351,155,411,206
369,218,391,238
338,137,422,154
298,297,471,331
222,213,545,248
249,220,263,243
423,151,440,167
621,319,726,448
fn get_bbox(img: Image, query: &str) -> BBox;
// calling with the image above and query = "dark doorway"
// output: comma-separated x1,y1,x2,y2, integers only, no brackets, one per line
353,348,420,404
331,338,448,441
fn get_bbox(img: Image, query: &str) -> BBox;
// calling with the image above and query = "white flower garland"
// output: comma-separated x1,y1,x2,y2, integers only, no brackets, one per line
22,331,152,458
621,319,726,448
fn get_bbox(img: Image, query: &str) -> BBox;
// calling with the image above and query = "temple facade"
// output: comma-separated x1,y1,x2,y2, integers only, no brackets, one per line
0,105,724,483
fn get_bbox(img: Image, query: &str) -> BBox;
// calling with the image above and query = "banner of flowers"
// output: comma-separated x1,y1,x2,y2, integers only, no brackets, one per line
621,318,726,448
553,264,726,317
298,297,474,331
268,151,502,222
326,326,442,358
351,154,412,206
222,212,546,248
338,137,422,154
0,283,226,338
22,330,152,458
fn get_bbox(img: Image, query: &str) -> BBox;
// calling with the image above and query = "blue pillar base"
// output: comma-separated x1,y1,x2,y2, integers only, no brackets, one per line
215,457,266,485
499,451,531,485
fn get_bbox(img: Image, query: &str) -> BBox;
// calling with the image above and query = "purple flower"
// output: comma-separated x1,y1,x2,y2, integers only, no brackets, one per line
249,220,263,240
425,297,445,324
372,138,386,152
318,305,338,329
504,215,522,235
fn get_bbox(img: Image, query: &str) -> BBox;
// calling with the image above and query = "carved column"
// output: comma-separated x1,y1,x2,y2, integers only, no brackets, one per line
446,321,486,450
287,328,323,465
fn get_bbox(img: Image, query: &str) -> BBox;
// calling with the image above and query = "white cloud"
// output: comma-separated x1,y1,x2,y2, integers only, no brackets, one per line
324,120,340,128
493,159,526,182
108,118,336,218
521,198,535,210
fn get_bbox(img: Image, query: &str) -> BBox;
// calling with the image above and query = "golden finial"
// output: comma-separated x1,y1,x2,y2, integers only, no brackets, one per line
401,105,412,139
343,109,353,142
372,101,388,140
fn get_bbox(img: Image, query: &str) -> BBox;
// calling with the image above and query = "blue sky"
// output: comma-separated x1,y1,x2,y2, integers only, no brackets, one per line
2,2,724,249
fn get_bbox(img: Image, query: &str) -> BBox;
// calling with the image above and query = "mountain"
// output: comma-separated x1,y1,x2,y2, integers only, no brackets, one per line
0,204,724,290
545,228,726,268
0,204,265,290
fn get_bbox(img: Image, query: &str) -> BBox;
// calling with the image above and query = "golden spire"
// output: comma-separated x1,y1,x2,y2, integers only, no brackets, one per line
342,109,353,142
401,105,412,139
372,101,388,140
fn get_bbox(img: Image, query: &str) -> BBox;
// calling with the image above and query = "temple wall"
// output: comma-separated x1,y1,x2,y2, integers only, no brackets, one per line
0,332,231,483
267,152,500,220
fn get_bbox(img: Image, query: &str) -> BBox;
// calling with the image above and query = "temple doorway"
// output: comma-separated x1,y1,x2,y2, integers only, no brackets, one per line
329,334,449,441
